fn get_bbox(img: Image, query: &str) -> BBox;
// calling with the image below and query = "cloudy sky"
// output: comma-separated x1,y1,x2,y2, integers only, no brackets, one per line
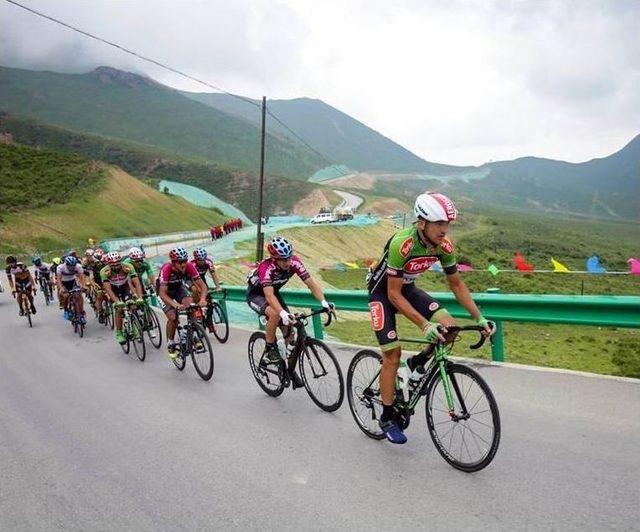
2,0,639,165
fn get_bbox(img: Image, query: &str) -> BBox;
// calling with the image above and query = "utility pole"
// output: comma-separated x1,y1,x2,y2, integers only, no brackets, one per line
255,96,267,262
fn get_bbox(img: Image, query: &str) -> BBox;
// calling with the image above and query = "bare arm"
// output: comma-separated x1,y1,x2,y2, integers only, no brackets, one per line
131,276,143,298
209,267,221,290
446,272,482,320
194,278,208,305
303,276,325,303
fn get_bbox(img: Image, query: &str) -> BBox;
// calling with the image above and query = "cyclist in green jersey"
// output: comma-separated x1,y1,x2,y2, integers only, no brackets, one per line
123,247,156,290
367,192,494,444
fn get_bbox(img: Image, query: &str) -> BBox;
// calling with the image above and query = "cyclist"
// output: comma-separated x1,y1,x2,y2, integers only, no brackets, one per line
88,249,107,321
6,259,37,316
50,257,62,307
246,236,334,388
157,247,208,359
123,247,156,291
100,251,144,345
189,247,222,333
367,192,494,444
55,255,88,324
32,256,53,297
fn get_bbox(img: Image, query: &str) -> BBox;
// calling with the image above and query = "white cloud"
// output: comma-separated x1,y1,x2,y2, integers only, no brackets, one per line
1,0,638,165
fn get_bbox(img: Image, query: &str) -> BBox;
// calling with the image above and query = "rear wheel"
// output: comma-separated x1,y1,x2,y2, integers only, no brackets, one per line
346,349,385,440
188,323,214,381
142,306,162,349
425,363,501,472
130,314,146,362
300,338,344,412
210,302,229,343
247,331,285,397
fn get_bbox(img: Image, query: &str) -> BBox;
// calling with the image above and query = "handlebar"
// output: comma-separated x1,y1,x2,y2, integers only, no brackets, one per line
399,324,495,350
292,307,336,328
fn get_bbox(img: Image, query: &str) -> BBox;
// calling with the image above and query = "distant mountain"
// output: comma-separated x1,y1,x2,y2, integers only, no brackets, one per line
0,66,324,179
469,135,640,219
184,92,463,175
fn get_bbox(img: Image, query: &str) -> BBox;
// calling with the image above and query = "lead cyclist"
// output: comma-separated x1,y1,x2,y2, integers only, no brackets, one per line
367,192,494,444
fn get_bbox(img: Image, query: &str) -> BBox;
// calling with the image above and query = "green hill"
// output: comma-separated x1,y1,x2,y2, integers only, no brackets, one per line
0,113,323,220
0,142,226,256
184,92,463,174
0,65,324,179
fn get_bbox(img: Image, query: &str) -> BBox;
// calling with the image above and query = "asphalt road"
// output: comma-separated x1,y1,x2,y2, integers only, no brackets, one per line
333,190,364,212
1,293,638,531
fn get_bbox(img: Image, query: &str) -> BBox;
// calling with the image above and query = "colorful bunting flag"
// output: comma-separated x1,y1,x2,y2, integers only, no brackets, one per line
430,262,443,273
487,264,500,276
551,258,570,272
628,258,640,276
514,252,534,271
344,262,359,269
586,255,606,274
458,264,473,272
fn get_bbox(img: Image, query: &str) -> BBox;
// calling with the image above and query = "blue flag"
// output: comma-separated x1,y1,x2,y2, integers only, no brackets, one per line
586,255,606,274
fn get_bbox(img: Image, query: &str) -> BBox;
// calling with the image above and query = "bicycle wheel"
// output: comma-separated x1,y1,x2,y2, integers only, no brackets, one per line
27,308,33,328
188,323,214,381
108,303,115,330
247,331,286,397
425,363,501,473
346,349,385,440
143,306,162,349
210,302,229,343
299,338,344,412
121,316,131,355
129,314,146,361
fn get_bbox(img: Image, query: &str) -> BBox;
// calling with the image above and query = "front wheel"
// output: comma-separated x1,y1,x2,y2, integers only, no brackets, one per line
247,331,285,397
142,305,162,349
346,349,385,440
188,323,214,381
210,302,229,343
300,338,344,412
130,314,146,362
425,363,501,473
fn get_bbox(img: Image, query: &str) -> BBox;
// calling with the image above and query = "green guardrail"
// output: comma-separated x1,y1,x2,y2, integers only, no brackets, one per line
219,285,640,362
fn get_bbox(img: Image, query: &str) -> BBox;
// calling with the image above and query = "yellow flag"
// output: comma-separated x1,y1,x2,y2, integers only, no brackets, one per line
551,258,570,272
344,262,359,269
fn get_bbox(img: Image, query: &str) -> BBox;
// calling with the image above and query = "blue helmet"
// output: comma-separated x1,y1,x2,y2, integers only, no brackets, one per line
267,236,293,259
64,255,78,267
169,247,188,261
32,256,42,266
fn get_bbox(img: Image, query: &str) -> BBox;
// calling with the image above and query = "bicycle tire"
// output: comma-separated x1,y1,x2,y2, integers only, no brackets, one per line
121,316,131,354
188,323,214,381
300,338,344,412
346,349,386,440
425,363,501,473
210,302,229,344
27,309,33,328
247,331,286,397
130,314,146,361
143,306,162,349
108,303,115,330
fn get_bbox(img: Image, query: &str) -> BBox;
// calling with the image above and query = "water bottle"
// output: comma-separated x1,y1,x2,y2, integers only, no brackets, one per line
396,360,411,403
178,327,187,349
276,339,287,360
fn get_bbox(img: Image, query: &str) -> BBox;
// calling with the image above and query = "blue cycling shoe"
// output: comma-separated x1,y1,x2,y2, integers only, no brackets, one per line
379,419,407,444
63,310,71,321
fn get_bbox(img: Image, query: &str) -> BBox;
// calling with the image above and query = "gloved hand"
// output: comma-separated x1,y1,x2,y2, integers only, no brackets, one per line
320,299,335,311
422,321,447,343
279,309,294,326
135,298,145,306
114,300,126,309
476,315,496,336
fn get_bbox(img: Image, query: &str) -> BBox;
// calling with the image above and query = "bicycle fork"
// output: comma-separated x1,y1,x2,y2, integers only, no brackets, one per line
434,345,470,422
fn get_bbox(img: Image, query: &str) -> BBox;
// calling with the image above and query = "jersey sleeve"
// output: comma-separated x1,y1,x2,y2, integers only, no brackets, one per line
143,260,154,275
99,265,111,282
291,256,310,282
386,234,410,277
124,263,138,278
438,238,458,274
258,261,274,287
185,262,200,280
159,263,171,285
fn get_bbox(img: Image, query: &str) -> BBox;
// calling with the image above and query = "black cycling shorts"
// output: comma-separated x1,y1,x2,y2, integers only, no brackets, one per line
15,280,33,292
61,279,78,292
368,282,441,351
246,289,288,316
108,283,131,301
159,282,191,313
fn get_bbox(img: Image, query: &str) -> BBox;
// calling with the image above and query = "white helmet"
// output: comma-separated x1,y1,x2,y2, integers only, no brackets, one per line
414,192,458,222
128,247,145,260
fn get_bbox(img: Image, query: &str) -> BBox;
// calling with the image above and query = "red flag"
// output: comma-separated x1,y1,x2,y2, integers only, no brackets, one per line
514,252,534,271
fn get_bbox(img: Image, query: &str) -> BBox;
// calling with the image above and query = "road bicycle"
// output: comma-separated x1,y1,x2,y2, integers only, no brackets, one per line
98,292,114,329
38,276,53,306
116,299,146,361
247,308,344,412
346,325,501,472
135,286,162,349
204,288,229,343
65,287,86,338
171,304,214,381
15,288,35,328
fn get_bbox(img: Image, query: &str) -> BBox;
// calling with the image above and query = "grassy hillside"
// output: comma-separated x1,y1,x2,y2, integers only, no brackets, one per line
0,145,225,256
0,114,325,220
0,66,324,179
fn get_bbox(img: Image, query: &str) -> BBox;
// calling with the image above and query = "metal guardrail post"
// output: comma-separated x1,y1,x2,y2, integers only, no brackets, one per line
486,288,505,362
311,307,324,339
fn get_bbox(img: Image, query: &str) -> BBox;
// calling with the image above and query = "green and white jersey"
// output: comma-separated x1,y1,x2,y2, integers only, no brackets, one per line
367,226,457,291
123,257,154,279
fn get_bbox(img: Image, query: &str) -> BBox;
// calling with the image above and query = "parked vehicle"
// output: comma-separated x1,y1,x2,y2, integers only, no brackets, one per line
310,212,337,224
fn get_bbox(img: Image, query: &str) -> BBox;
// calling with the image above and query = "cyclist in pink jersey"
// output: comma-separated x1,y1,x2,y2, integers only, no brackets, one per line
157,247,208,359
247,236,334,388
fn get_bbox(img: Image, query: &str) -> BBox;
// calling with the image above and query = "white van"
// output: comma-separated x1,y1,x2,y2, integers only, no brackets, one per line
310,212,337,224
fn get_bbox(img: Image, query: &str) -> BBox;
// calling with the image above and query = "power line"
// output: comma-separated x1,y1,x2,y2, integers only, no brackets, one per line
5,0,339,168
4,0,259,109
